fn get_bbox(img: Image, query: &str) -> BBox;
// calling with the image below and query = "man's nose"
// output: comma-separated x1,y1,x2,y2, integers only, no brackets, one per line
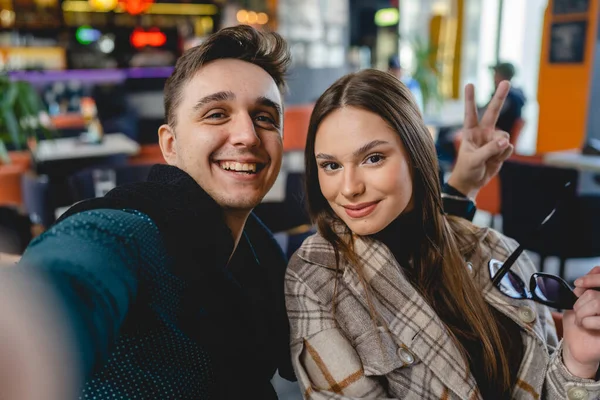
341,168,365,199
229,114,261,147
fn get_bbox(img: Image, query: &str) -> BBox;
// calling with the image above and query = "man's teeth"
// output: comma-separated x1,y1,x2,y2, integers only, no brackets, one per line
219,162,257,172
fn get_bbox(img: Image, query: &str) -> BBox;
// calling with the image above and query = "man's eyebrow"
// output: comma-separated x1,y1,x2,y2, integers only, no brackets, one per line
315,140,390,161
193,91,235,111
256,96,282,120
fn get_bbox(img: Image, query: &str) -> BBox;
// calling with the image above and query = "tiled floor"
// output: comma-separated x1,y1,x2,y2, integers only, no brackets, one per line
274,211,600,399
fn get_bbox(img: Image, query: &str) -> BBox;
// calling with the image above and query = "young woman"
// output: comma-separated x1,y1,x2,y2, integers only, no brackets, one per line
285,69,600,399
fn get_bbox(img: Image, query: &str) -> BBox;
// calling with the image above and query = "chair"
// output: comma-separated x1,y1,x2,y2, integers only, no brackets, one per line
253,171,314,258
253,172,311,233
21,172,55,228
509,117,525,147
0,206,32,254
69,164,154,202
128,144,166,165
499,157,600,279
0,164,27,207
282,105,313,151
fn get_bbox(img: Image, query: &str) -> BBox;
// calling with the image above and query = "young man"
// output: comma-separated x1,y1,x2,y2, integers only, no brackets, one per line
0,26,512,400
486,62,526,136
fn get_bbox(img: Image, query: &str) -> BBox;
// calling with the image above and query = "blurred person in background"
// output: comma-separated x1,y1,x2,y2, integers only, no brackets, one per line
483,62,526,137
0,25,512,400
388,55,424,113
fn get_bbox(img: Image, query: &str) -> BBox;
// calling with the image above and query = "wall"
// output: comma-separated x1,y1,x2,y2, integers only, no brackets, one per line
586,18,600,142
498,0,547,154
277,0,350,105
536,0,600,152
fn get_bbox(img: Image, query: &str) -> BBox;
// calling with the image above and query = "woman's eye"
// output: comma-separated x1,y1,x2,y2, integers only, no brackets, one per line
365,154,384,164
320,162,341,171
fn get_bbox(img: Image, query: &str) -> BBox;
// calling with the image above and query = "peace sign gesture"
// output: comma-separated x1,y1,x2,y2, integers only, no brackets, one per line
447,81,514,198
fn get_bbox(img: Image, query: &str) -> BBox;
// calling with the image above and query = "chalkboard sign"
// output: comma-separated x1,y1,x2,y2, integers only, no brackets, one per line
553,0,589,15
549,20,587,63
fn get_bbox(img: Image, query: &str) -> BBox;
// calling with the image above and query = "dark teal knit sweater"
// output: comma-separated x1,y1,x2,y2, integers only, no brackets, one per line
17,165,294,399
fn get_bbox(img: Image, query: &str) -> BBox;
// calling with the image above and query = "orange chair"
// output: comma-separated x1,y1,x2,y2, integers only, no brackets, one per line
8,151,31,169
0,163,28,207
283,105,314,151
128,144,166,165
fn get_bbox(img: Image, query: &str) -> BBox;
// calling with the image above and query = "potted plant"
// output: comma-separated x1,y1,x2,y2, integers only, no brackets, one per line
0,75,57,206
0,75,57,165
411,37,442,115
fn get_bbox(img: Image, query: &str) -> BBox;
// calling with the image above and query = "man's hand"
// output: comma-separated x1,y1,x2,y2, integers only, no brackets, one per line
0,269,81,399
447,81,514,198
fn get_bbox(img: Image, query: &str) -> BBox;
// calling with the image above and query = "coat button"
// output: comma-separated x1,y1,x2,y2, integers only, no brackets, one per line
466,262,474,274
397,348,415,365
517,306,536,323
567,387,589,400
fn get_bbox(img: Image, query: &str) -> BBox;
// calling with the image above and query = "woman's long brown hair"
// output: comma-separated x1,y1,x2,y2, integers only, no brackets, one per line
303,69,511,391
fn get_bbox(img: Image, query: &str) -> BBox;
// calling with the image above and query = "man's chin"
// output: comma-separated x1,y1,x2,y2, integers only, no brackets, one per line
217,196,263,212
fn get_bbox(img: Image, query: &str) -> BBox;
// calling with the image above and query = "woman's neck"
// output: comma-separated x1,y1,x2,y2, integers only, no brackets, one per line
370,211,423,267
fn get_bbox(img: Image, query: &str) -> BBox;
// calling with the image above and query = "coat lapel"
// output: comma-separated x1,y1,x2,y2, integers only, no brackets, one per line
342,237,480,400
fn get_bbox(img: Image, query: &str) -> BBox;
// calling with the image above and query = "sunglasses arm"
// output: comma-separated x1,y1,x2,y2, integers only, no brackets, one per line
491,244,525,286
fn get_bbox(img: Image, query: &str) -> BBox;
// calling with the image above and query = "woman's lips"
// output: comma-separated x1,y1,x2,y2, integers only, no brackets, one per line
342,201,379,218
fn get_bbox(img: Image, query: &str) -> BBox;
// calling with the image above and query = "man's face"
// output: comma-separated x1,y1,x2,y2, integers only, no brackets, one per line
159,59,284,212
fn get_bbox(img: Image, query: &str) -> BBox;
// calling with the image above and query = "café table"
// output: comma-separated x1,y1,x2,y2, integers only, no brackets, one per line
34,133,140,163
31,133,141,222
544,150,600,195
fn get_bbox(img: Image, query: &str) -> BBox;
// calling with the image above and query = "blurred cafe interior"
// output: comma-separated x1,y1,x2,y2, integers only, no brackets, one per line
1,0,600,288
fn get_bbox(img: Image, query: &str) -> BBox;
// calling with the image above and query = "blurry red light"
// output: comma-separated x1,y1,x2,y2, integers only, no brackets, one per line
130,28,166,48
119,0,153,15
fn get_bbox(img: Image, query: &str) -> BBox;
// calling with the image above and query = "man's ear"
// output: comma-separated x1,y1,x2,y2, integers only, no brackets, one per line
158,124,177,165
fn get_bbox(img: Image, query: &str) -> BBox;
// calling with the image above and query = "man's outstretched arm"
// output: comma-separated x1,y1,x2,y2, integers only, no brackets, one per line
0,209,159,399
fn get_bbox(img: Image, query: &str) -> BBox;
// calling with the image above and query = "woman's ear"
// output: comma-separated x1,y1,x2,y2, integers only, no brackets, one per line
158,124,177,165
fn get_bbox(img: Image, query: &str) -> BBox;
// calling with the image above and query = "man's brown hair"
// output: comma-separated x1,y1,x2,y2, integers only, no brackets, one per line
164,25,291,126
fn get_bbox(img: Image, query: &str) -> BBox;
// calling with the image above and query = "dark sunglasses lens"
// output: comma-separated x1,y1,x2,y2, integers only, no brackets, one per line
533,275,577,308
498,270,529,299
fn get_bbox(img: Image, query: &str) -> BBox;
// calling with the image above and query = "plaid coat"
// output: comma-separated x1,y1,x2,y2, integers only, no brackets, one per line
285,228,600,399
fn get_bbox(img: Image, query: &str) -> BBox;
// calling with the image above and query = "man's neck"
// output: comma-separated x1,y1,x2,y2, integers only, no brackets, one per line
223,210,251,262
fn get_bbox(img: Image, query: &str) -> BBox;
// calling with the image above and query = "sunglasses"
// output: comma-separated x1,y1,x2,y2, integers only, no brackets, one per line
488,182,579,310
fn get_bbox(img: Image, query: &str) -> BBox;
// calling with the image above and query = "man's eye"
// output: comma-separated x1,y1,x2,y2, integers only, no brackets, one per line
207,112,225,119
255,114,277,127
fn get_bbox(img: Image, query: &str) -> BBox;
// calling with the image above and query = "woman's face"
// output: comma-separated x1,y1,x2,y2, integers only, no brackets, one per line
314,106,414,236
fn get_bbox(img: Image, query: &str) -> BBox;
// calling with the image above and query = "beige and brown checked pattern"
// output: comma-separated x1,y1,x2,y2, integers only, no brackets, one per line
286,227,600,399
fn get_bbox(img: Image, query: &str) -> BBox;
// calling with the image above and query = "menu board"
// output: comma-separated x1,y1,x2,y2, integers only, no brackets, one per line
549,20,587,63
552,0,589,15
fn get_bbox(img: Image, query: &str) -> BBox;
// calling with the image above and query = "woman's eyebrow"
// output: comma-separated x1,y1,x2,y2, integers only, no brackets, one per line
352,140,389,157
316,140,389,161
